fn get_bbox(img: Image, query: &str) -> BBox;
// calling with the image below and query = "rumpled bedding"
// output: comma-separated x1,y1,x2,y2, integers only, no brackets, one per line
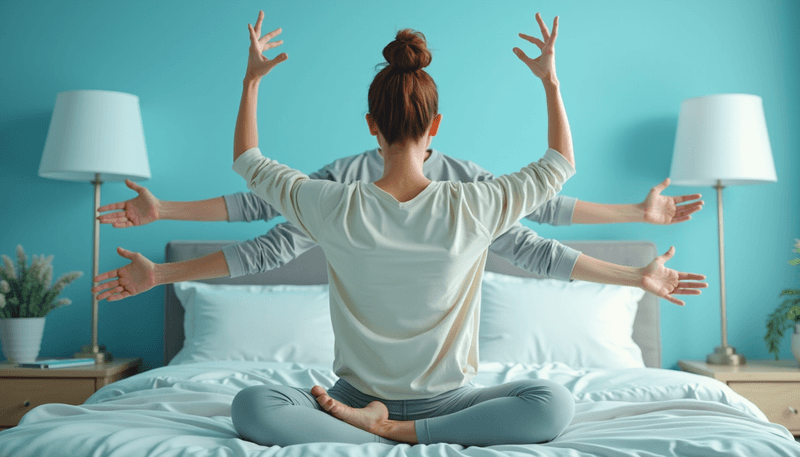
0,361,798,457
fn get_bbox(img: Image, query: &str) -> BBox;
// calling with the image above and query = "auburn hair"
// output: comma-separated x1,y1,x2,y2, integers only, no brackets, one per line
368,29,438,146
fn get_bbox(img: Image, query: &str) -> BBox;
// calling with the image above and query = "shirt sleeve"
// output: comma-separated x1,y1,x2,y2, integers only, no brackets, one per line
488,223,580,280
232,148,334,241
224,156,340,223
222,192,280,223
221,222,318,278
463,148,576,240
525,195,577,226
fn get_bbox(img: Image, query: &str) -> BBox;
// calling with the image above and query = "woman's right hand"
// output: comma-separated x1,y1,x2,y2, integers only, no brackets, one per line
97,179,160,228
513,12,559,82
92,247,158,302
245,10,288,81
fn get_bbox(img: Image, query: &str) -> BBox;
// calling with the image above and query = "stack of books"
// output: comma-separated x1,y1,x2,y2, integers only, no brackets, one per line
18,358,96,369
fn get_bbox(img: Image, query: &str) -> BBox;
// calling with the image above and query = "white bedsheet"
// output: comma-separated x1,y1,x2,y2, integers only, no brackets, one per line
0,361,798,457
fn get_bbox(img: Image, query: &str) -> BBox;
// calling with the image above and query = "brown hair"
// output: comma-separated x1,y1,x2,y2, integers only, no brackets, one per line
368,29,438,146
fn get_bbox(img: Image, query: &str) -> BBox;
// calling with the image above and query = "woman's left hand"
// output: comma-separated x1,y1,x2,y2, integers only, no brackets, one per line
245,10,287,81
640,247,708,306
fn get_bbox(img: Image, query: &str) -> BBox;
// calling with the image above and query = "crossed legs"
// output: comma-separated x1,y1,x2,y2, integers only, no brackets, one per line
231,379,574,447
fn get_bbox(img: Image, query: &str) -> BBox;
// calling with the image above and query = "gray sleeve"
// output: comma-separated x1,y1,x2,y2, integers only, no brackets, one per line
524,195,577,226
221,222,318,278
488,222,580,281
223,192,282,223
223,161,337,223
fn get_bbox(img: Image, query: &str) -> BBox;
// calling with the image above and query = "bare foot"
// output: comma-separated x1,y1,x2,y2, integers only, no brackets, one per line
311,385,389,434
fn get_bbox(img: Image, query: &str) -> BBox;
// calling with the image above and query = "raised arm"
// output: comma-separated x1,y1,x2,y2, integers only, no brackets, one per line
234,11,287,161
514,13,573,167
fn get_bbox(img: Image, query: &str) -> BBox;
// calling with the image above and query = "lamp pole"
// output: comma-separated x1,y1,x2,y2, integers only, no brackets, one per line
74,173,113,363
706,180,744,365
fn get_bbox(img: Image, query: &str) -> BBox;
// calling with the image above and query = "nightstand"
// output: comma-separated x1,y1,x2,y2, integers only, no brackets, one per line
678,359,800,437
0,357,142,430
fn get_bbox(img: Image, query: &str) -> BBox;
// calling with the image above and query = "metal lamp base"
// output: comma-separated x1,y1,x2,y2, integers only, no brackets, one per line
74,345,113,364
707,345,745,365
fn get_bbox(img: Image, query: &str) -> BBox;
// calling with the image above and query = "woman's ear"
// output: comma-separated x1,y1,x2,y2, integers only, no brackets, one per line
365,113,379,136
429,113,443,137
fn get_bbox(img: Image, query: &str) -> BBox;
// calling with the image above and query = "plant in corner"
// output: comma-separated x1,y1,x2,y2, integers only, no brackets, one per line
764,239,800,361
0,245,82,363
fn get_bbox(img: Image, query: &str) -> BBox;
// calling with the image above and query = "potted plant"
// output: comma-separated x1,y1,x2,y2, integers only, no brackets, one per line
0,245,82,364
764,239,800,365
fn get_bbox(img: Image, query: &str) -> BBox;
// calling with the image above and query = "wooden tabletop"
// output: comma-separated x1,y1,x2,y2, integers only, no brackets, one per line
678,359,800,382
0,358,142,378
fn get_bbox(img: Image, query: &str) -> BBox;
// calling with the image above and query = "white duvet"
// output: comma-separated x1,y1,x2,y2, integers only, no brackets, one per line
0,361,798,457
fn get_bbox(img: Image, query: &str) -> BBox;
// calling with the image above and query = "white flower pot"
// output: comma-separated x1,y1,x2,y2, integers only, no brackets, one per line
793,323,800,368
0,317,46,364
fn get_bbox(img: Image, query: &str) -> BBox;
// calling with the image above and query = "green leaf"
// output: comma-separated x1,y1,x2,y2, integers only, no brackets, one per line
765,298,797,358
789,258,800,266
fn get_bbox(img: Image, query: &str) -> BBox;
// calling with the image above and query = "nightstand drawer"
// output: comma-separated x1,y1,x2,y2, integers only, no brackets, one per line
0,378,95,426
728,382,800,432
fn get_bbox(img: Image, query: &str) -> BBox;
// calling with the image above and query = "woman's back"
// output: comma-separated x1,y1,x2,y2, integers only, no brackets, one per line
233,147,574,399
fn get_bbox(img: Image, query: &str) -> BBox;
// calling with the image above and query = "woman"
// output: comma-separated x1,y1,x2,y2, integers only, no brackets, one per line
206,11,705,447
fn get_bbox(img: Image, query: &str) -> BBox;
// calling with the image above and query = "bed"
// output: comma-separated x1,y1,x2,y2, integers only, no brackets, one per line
0,239,798,456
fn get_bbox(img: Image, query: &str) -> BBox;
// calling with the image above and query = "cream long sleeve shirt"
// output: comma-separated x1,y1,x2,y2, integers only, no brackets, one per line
233,147,575,400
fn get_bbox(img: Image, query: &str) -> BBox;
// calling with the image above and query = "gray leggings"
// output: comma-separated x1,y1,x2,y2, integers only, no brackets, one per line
231,378,575,447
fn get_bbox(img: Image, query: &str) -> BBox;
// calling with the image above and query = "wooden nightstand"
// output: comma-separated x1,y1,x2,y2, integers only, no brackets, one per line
679,359,800,437
0,357,141,430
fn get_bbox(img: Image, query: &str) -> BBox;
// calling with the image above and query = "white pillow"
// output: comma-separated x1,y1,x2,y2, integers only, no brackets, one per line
171,281,335,366
479,272,646,369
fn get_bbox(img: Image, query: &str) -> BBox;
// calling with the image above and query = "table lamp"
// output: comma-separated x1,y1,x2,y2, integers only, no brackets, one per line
38,90,151,363
669,93,777,365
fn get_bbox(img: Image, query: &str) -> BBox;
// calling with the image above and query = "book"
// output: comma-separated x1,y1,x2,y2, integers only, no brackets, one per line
18,358,96,369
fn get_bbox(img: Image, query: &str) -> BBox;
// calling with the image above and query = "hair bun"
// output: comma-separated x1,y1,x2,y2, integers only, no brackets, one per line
382,29,432,72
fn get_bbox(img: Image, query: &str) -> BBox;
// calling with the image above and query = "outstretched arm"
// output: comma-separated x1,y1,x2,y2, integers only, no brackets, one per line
570,247,708,306
97,179,230,227
488,224,580,280
571,178,704,225
223,222,318,277
92,249,230,301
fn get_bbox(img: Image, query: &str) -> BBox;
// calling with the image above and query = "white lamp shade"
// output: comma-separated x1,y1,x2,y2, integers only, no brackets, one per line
39,90,151,182
669,94,776,186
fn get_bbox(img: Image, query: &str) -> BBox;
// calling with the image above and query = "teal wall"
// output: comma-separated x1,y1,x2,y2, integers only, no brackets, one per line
1,1,798,371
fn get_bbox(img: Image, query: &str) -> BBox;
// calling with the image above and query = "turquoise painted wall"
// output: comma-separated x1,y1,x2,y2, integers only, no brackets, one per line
1,1,798,371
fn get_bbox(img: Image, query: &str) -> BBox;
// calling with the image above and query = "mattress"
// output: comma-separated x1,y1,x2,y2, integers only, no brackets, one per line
0,360,797,456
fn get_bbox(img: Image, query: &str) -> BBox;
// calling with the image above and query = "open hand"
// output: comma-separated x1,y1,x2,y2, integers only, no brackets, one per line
245,10,287,80
640,246,707,306
92,248,158,302
513,12,558,81
97,179,159,228
640,178,704,225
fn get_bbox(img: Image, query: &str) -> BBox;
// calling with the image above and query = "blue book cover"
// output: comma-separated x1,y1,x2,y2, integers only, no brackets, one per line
18,358,96,369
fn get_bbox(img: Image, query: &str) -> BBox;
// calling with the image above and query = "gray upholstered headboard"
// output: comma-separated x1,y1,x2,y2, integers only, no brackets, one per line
164,240,661,368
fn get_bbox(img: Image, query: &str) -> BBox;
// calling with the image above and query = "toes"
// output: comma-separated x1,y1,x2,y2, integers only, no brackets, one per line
311,385,326,397
311,387,339,414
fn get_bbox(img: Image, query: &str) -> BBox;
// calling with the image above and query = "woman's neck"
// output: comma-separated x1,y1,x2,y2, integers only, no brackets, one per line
373,139,432,202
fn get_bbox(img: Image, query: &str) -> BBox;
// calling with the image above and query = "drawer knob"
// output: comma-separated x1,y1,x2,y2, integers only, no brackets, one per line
788,407,798,415
23,400,30,407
